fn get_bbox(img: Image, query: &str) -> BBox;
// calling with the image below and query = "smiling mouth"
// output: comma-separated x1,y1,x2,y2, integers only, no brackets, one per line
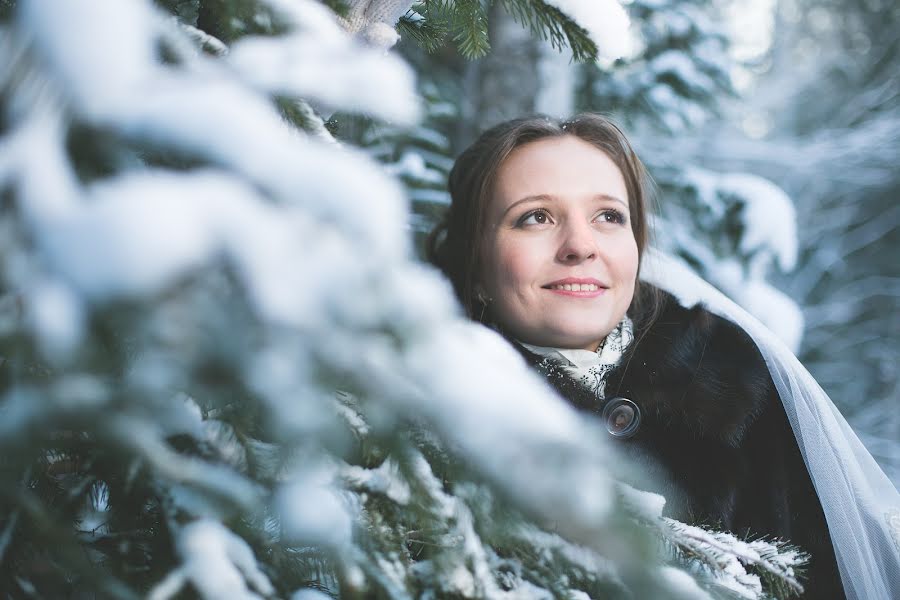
542,279,609,296
547,283,601,292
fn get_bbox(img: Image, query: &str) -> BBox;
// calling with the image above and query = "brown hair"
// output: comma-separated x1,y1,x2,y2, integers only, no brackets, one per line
427,113,661,327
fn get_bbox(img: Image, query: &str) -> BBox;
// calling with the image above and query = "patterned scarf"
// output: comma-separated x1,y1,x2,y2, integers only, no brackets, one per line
520,316,634,399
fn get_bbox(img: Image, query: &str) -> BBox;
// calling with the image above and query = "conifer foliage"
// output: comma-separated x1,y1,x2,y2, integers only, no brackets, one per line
0,1,807,598
399,0,602,61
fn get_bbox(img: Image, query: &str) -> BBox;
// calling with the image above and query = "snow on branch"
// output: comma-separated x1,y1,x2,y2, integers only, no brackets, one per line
620,485,807,599
543,0,633,60
148,520,275,600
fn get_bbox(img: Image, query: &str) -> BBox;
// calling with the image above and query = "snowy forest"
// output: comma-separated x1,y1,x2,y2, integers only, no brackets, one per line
0,0,897,598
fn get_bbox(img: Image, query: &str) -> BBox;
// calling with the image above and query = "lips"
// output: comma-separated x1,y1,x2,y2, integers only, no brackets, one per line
542,278,608,295
548,282,601,292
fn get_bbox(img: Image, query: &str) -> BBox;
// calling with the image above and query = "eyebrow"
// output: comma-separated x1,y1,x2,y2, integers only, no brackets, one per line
501,194,628,218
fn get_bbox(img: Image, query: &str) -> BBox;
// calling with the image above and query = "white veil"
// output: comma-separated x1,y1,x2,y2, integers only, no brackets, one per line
641,248,900,600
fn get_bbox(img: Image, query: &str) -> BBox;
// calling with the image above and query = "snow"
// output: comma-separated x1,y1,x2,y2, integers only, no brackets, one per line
393,321,620,540
110,415,263,513
732,280,804,352
22,0,412,265
20,155,401,328
20,0,161,122
717,172,798,272
291,590,332,600
333,392,371,437
663,10,692,38
149,393,206,439
643,84,707,131
202,419,249,472
277,466,354,547
341,458,412,505
656,567,713,600
445,564,477,596
683,167,799,274
662,167,803,347
228,28,419,123
506,581,554,599
650,50,715,95
544,0,634,60
515,524,621,584
6,109,80,223
76,481,111,536
749,539,799,577
385,151,446,183
24,0,419,125
26,278,84,359
692,37,731,75
263,0,349,42
41,171,232,299
660,520,764,599
706,258,803,350
172,520,275,600
408,450,456,521
407,126,451,150
617,483,666,520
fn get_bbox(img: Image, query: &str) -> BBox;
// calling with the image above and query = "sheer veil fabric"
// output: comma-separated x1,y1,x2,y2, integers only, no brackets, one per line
641,248,900,600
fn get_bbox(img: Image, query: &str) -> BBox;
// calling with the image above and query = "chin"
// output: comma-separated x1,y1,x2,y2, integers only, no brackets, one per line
548,316,614,343
541,326,609,350
500,311,615,349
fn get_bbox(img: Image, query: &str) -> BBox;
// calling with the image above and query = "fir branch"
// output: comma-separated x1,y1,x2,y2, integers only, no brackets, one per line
1,484,143,599
321,0,350,19
618,485,807,599
501,0,598,62
276,97,340,143
155,0,200,25
397,8,449,53
661,518,807,599
427,0,491,59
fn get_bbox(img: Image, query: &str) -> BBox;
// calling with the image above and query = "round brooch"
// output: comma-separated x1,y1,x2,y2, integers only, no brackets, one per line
601,397,641,439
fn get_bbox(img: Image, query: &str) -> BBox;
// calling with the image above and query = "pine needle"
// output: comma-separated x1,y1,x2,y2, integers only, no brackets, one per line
501,0,598,62
420,0,491,59
397,9,450,53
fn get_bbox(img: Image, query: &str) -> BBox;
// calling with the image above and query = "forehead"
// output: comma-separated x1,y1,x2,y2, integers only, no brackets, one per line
492,135,627,208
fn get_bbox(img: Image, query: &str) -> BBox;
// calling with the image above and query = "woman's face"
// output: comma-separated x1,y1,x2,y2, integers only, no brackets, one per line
479,135,639,351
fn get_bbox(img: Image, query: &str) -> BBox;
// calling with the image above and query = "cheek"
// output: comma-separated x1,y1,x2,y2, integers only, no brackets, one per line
608,236,640,282
485,237,542,291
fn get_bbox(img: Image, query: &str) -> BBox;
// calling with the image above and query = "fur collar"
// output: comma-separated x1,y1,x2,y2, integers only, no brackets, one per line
607,290,772,448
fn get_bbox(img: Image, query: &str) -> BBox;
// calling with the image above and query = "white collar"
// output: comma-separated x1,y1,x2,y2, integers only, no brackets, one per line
520,316,634,398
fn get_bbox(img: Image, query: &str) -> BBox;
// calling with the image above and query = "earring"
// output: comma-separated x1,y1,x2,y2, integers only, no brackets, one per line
475,288,491,321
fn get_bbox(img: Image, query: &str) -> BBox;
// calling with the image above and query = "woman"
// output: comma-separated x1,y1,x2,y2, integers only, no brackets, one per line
428,114,900,599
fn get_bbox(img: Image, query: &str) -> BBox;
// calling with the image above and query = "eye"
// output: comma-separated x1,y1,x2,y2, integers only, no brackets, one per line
595,209,627,225
517,209,552,227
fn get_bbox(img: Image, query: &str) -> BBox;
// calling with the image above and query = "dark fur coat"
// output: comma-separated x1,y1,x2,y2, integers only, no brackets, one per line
514,289,845,599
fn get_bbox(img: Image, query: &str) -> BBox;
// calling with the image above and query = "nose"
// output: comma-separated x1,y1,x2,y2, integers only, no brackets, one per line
556,219,598,263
